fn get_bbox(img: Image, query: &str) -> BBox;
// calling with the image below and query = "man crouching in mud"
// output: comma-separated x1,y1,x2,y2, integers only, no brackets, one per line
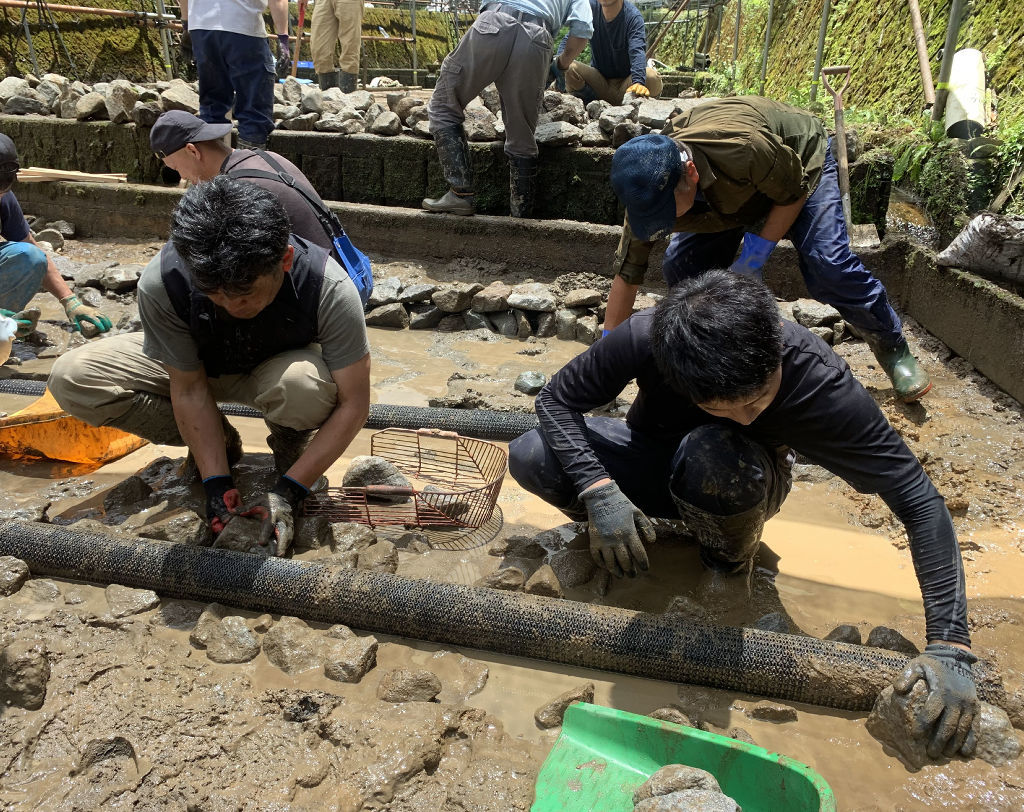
509,269,978,760
49,177,370,556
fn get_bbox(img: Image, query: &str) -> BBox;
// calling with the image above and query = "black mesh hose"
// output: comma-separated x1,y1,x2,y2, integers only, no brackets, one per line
0,379,539,442
0,520,1005,712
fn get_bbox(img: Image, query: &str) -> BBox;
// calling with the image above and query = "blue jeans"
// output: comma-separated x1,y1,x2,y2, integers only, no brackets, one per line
662,146,903,347
191,29,275,145
0,240,48,311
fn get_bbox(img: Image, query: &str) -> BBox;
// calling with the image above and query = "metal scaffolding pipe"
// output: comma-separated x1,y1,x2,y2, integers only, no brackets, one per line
907,0,935,106
931,0,966,123
809,0,831,104
758,0,773,95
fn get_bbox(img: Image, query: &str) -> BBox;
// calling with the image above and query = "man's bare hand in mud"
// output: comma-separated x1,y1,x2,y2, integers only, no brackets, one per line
581,479,655,577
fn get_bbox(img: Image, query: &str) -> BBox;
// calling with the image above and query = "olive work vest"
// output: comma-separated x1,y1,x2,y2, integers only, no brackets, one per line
160,236,327,378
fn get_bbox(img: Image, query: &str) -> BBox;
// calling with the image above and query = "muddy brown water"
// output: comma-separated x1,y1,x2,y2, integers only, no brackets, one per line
2,238,1024,809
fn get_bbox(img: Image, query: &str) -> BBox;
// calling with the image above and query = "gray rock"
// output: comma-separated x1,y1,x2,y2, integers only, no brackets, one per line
727,726,757,745
0,640,49,710
409,304,445,330
330,522,377,552
105,584,159,618
534,682,595,728
612,120,643,147
132,100,162,127
281,76,303,103
598,104,636,133
324,631,378,682
189,604,228,647
58,87,83,119
211,514,263,553
575,314,599,344
103,474,152,511
33,228,63,250
868,683,1022,768
315,114,365,134
139,509,211,546
396,282,437,303
634,764,721,802
5,92,49,115
477,83,501,114
581,120,611,148
586,99,610,120
342,90,373,111
791,298,842,328
535,311,557,338
104,79,138,124
386,90,410,111
35,80,62,109
0,556,30,596
524,563,563,597
751,611,791,634
809,326,834,344
515,309,532,339
866,626,919,656
292,514,333,552
563,288,603,308
274,103,300,120
433,282,483,313
377,668,442,702
476,567,525,590
356,540,398,573
395,97,425,125
411,119,432,138
488,310,518,337
514,371,546,395
648,707,697,727
343,455,412,496
75,92,108,120
507,282,556,312
833,320,848,343
370,110,402,135
637,98,681,130
160,83,200,114
464,106,498,141
0,76,29,104
471,281,511,312
745,700,797,723
367,275,402,306
99,264,143,293
262,616,322,674
299,86,324,113
547,548,596,588
463,310,490,330
281,112,320,131
546,95,587,127
555,309,578,340
534,120,583,147
635,790,740,812
204,615,261,664
365,303,410,329
825,624,862,645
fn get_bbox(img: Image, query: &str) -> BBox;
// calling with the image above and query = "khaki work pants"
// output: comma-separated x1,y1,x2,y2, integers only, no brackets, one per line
310,0,364,74
48,333,338,432
565,62,663,105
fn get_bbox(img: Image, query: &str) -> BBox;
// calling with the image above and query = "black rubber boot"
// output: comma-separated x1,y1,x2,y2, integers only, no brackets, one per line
318,70,340,91
508,155,539,218
422,126,475,215
866,335,932,402
340,72,358,93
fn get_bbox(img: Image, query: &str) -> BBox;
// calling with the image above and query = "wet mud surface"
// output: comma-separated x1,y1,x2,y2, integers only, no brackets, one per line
2,238,1024,809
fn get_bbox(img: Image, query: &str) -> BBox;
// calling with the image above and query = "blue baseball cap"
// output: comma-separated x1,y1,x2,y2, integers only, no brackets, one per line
610,134,682,241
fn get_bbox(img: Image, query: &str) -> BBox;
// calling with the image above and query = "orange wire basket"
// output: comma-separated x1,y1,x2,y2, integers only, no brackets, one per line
303,428,507,530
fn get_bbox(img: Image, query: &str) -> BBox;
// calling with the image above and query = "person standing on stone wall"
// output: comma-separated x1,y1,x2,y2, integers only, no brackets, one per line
310,0,365,93
558,0,661,106
0,134,111,339
422,0,594,219
180,0,291,150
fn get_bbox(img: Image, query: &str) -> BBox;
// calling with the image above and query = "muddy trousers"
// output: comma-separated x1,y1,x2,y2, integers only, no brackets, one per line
565,63,663,105
427,7,553,160
310,0,364,75
47,333,338,433
509,420,793,572
663,146,904,349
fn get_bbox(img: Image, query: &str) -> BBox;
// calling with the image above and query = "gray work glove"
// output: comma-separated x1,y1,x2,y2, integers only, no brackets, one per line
893,643,979,759
581,481,655,578
247,475,308,557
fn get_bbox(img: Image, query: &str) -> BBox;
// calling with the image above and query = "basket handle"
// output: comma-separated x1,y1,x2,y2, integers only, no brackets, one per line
415,428,460,440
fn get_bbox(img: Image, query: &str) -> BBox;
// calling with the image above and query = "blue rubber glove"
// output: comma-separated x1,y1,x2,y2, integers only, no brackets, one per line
548,55,566,93
729,232,777,277
892,643,979,759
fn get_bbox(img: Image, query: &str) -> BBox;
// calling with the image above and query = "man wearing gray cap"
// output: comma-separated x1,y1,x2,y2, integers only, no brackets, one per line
0,133,111,339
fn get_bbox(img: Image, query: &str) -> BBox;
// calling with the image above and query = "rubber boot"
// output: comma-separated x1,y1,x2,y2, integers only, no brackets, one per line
867,336,932,402
508,155,539,218
318,70,340,91
422,126,475,215
265,422,328,492
340,72,358,93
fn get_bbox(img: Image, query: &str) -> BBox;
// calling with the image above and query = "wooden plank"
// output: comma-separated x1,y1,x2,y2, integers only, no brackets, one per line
17,167,127,184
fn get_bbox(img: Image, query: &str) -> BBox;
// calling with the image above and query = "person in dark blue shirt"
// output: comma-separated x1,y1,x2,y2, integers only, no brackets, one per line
559,0,661,105
0,134,111,338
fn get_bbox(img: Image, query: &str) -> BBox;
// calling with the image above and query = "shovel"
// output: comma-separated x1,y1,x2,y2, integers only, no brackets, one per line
531,702,836,811
821,66,881,249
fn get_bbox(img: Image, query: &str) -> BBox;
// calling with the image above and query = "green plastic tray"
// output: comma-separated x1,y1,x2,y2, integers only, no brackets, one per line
532,703,836,812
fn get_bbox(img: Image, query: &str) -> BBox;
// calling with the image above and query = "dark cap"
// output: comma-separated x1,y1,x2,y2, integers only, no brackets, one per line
610,134,683,242
0,133,19,171
150,111,232,159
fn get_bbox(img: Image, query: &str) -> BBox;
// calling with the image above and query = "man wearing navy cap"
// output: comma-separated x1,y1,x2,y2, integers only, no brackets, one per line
0,133,111,339
603,96,930,403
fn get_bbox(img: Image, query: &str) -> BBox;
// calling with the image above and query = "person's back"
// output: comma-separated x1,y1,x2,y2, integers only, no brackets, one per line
188,0,267,37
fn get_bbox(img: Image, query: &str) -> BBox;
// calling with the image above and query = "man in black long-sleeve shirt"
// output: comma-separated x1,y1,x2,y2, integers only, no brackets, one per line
509,270,978,760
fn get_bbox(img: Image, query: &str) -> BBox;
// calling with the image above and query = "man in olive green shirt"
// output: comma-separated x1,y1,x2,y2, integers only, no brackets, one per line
605,96,930,402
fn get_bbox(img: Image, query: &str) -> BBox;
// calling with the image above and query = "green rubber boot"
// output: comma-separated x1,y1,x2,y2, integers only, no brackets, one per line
870,337,932,402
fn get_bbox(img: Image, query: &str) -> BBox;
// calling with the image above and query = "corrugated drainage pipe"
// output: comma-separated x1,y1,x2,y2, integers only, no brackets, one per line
0,379,539,442
0,520,1006,712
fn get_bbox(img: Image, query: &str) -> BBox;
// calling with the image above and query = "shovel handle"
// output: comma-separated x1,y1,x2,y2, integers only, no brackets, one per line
821,65,851,101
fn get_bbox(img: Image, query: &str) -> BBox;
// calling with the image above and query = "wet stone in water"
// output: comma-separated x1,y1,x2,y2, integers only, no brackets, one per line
744,700,798,723
102,475,153,513
866,625,919,656
377,668,442,702
140,508,211,546
548,548,596,588
263,616,322,675
634,764,721,802
357,540,398,573
514,371,547,395
524,563,563,597
324,633,378,683
292,514,333,552
0,556,30,596
726,727,756,745
205,616,261,664
750,612,791,634
213,514,265,553
105,584,159,618
475,567,525,591
534,682,595,729
824,624,862,645
648,707,696,728
0,639,50,710
331,522,377,552
342,455,412,502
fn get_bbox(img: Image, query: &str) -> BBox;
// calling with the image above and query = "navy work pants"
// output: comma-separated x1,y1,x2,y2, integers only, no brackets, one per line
191,29,275,146
509,420,793,571
663,146,903,348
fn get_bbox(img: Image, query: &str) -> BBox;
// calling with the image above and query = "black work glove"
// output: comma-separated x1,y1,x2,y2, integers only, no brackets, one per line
893,643,979,759
179,20,192,58
581,481,655,578
275,33,292,80
548,54,566,92
203,474,243,534
245,475,308,557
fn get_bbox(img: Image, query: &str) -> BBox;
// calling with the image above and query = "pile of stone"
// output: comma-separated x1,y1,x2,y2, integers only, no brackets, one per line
362,276,626,345
779,298,850,346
